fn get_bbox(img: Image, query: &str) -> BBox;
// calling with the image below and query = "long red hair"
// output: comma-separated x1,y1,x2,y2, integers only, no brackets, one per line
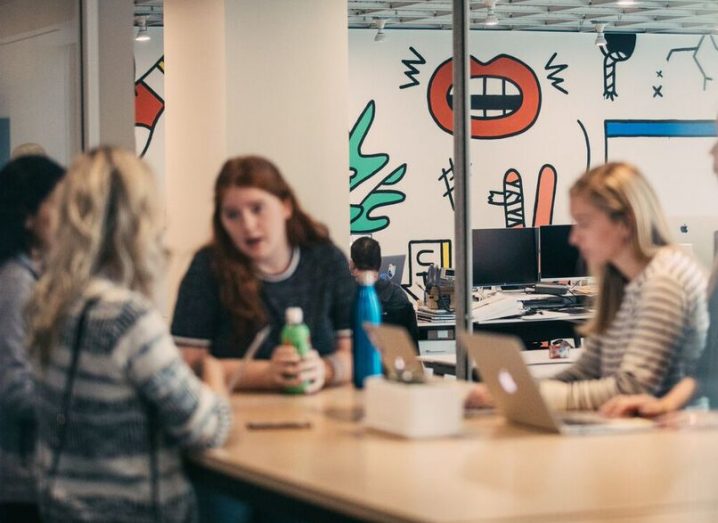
211,156,330,338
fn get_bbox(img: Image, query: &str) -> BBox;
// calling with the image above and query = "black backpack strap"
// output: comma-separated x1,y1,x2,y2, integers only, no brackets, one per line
48,298,98,483
144,401,161,522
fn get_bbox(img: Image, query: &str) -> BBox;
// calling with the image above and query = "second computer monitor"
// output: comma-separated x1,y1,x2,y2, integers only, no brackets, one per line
472,227,539,287
539,224,587,280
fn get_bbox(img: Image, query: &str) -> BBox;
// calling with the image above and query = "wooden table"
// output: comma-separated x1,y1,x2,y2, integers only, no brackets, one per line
190,387,718,522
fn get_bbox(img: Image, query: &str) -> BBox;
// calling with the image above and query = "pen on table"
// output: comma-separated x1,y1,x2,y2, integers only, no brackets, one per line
246,420,313,430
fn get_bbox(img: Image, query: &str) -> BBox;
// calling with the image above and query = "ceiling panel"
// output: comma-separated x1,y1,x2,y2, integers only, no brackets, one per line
134,1,718,35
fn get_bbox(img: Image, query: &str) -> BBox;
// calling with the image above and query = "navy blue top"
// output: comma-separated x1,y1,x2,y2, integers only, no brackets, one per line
171,243,355,360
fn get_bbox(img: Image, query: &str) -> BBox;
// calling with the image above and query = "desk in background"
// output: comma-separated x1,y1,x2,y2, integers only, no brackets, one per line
418,310,588,356
419,348,582,379
189,387,718,523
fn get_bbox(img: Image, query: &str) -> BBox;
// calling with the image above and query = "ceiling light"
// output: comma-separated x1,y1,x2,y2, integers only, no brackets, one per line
484,0,499,26
374,19,387,42
484,9,499,26
135,16,150,42
595,23,607,48
617,0,636,6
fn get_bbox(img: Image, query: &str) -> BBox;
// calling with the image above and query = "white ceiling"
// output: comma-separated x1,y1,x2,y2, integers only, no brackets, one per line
134,1,718,34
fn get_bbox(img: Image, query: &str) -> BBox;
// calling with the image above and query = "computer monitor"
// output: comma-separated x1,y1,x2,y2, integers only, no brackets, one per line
538,224,587,280
472,227,539,287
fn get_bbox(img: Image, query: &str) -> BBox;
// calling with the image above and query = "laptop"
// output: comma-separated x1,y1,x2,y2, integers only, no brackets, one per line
458,331,656,435
667,215,718,269
378,254,406,286
363,323,425,383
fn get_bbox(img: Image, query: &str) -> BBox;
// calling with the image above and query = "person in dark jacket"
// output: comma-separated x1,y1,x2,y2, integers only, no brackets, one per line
350,237,419,347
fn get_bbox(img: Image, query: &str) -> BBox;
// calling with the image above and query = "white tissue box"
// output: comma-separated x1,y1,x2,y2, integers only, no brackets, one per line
363,376,464,438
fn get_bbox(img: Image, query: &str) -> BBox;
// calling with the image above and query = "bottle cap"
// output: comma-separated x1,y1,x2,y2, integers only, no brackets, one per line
358,271,377,285
285,307,303,324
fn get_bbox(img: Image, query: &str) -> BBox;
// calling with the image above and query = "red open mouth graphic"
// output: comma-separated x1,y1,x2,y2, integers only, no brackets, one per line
427,54,541,139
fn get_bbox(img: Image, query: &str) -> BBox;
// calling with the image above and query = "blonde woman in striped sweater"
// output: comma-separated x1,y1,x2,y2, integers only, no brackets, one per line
27,147,232,522
467,163,708,411
601,133,718,417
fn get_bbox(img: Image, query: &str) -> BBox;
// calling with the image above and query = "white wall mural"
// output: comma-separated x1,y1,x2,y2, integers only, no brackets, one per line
349,29,718,300
134,28,165,186
133,29,718,302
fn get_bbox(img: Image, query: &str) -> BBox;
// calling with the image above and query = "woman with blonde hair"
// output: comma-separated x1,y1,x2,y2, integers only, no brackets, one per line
28,147,231,522
467,162,708,410
602,129,718,417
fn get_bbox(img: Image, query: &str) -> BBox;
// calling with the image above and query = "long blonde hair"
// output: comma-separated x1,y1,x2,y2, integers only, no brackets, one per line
571,162,673,335
28,146,164,364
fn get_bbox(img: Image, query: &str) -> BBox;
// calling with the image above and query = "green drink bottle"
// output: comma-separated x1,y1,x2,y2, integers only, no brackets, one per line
281,307,311,394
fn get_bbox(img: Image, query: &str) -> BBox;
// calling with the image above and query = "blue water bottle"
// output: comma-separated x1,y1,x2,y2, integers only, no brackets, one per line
353,271,383,388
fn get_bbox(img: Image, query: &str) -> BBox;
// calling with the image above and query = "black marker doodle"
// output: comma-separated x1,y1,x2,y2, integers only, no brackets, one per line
438,158,455,210
652,85,663,98
545,52,569,95
400,46,426,89
577,119,591,173
488,169,525,228
666,35,718,90
601,34,637,101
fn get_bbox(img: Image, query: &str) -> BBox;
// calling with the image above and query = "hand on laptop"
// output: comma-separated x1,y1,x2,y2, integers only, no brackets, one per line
599,394,666,418
465,384,495,409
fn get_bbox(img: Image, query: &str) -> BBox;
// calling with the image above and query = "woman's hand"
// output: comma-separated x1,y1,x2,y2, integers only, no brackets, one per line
298,350,326,394
266,346,325,393
599,394,666,418
465,383,495,409
266,345,302,389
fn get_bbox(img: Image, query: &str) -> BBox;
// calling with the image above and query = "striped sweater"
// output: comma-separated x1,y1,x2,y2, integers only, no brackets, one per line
34,279,232,522
541,247,708,411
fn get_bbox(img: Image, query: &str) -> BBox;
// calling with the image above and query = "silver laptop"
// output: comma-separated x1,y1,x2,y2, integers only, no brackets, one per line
458,331,655,435
363,323,425,383
378,254,406,286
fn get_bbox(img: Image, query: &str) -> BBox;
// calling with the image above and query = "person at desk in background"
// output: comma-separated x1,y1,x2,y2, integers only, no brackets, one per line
350,236,419,346
601,126,718,418
172,155,355,393
0,155,64,523
467,162,708,411
27,147,231,522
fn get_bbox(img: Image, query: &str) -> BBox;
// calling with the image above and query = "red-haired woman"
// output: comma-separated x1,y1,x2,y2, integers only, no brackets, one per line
172,156,355,393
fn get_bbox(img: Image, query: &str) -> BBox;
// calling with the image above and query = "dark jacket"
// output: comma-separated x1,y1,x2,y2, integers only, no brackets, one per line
375,279,419,349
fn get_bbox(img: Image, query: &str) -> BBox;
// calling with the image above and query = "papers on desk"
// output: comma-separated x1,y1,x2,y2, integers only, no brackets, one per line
416,305,455,323
472,293,525,322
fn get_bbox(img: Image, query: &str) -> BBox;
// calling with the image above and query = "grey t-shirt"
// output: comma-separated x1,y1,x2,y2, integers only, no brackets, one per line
171,243,355,360
0,254,39,502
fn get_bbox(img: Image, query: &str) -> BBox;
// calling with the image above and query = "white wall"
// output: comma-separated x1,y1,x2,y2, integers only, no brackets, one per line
85,0,135,150
163,0,349,314
164,0,228,315
348,30,718,297
0,0,80,165
225,0,349,250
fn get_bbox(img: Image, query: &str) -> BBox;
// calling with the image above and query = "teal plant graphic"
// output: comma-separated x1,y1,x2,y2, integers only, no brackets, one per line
349,100,407,233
